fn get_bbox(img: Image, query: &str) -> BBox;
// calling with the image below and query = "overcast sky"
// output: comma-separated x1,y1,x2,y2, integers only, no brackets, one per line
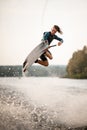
0,0,87,65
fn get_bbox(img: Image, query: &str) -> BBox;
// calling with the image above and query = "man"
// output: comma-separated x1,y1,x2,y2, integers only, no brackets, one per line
35,25,64,66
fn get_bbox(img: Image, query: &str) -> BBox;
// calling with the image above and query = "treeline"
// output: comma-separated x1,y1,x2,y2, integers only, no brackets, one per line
0,65,67,77
67,46,87,79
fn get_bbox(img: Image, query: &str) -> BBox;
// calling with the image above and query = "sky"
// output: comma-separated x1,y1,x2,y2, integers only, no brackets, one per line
0,0,87,65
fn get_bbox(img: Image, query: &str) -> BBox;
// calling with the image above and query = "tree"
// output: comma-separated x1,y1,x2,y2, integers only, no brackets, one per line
67,46,87,78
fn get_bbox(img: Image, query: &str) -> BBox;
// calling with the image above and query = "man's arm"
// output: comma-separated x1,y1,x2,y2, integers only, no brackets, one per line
54,35,63,43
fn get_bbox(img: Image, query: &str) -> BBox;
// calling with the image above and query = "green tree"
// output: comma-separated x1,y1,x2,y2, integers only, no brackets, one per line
67,46,87,78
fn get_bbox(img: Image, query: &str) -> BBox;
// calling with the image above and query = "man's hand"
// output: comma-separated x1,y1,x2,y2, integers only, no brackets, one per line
58,42,62,46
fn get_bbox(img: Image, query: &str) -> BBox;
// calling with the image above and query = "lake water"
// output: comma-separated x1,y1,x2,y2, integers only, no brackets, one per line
0,77,87,130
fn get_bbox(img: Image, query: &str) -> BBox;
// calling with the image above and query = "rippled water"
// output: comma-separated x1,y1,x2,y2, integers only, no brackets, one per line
0,77,87,130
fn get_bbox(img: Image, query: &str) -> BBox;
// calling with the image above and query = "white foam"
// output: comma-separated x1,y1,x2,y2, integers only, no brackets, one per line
0,77,87,127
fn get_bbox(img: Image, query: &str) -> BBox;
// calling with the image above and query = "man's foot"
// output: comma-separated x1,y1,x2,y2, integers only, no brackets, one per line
23,60,27,68
35,59,38,63
23,68,26,72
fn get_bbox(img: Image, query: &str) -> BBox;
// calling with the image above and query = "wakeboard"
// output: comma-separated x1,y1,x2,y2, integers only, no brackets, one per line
23,40,49,72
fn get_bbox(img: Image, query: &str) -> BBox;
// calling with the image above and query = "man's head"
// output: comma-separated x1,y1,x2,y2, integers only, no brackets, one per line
51,25,63,35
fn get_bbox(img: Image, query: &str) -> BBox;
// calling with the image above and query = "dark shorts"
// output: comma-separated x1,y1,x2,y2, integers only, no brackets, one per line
40,50,51,61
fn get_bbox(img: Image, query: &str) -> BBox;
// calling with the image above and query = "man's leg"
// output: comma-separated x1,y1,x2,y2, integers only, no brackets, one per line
45,50,53,60
37,60,49,66
35,54,49,66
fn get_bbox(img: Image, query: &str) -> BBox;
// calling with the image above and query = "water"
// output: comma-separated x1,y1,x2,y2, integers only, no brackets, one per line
0,77,87,130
